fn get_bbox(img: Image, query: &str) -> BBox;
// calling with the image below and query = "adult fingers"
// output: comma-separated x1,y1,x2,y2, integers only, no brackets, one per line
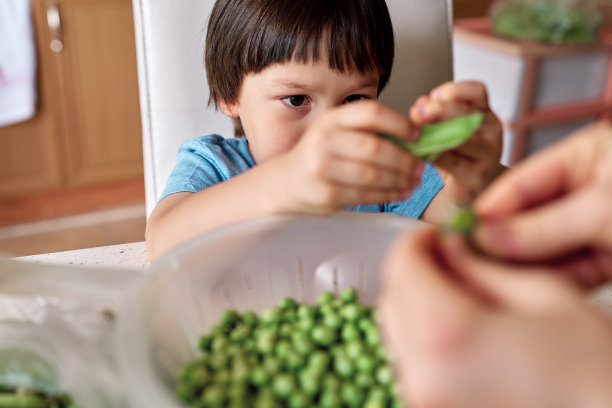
379,228,482,354
438,235,584,312
475,121,612,220
474,186,612,260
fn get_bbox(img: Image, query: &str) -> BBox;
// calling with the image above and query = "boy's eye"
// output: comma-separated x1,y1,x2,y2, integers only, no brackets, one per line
344,94,369,104
282,95,309,107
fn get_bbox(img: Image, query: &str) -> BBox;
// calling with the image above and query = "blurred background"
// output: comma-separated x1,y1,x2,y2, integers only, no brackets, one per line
0,0,609,257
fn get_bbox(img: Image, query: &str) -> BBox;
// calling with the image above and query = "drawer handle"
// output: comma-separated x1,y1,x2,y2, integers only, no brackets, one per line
46,2,63,52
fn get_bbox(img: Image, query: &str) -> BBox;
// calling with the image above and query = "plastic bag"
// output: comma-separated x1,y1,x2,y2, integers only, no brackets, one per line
491,0,602,44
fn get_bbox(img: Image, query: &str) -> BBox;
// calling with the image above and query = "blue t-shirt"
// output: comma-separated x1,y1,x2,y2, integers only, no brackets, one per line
160,135,444,219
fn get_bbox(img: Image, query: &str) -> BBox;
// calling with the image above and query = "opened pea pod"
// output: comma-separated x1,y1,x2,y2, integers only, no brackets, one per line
378,112,484,162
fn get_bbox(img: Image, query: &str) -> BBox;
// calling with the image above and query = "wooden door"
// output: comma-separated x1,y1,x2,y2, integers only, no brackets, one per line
0,2,64,198
0,0,143,200
50,0,143,187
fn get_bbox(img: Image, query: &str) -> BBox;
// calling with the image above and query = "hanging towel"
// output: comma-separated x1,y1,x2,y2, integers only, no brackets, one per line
0,0,37,128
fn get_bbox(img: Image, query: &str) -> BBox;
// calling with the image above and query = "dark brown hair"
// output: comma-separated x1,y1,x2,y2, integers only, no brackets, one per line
205,0,395,110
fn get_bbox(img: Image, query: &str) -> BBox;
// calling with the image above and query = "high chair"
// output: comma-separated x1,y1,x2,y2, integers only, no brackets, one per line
132,0,454,217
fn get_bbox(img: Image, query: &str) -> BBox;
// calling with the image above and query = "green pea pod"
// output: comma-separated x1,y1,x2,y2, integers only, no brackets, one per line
378,112,484,161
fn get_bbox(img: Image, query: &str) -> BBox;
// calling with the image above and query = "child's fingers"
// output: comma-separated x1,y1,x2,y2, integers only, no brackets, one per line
310,183,414,209
429,81,490,111
322,129,422,176
318,156,423,191
409,98,474,124
329,100,418,141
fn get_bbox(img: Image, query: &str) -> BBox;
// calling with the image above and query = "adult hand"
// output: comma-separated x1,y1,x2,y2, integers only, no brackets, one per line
379,228,612,408
473,122,612,287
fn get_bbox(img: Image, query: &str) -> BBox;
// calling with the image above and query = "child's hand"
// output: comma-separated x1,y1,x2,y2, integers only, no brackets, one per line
276,100,424,214
410,81,504,204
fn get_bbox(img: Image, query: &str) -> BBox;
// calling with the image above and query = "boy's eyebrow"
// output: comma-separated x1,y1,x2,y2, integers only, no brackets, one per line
270,77,378,90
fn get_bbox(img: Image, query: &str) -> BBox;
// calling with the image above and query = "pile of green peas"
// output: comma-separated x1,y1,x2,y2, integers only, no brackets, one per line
175,287,403,408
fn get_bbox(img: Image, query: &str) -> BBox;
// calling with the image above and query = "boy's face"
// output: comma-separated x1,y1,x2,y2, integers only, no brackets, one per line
221,60,379,163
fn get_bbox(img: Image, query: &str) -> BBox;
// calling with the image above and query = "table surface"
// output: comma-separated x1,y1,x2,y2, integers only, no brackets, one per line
15,241,149,270
12,241,612,316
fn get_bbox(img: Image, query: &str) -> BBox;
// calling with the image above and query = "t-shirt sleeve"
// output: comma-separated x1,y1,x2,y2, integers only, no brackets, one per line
385,163,444,219
159,135,254,202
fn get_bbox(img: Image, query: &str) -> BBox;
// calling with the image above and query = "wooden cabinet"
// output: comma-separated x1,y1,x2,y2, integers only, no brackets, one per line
0,0,142,199
453,0,494,20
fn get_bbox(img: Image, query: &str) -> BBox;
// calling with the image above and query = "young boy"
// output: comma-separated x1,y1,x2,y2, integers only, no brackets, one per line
146,0,504,260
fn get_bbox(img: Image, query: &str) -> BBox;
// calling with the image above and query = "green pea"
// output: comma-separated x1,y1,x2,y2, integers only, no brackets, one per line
311,325,336,346
333,354,354,379
376,365,394,386
323,313,343,330
345,340,365,359
284,349,305,371
355,372,375,388
250,367,269,387
340,287,357,303
341,382,364,407
319,391,342,408
341,323,361,342
318,303,335,316
297,317,315,332
261,307,281,326
298,370,320,396
279,297,297,310
288,391,310,408
296,304,315,320
201,384,225,406
221,309,240,326
378,112,484,161
198,335,213,352
291,332,314,355
356,354,377,374
272,373,295,399
363,399,386,408
318,291,335,305
308,350,331,372
211,335,229,352
275,340,291,359
230,325,250,343
341,304,361,322
445,205,478,236
187,364,210,388
322,373,341,392
368,385,388,402
263,356,282,375
242,310,258,327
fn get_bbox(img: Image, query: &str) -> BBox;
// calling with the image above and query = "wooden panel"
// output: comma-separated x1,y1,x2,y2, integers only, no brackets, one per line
55,0,143,187
453,0,494,20
0,1,65,197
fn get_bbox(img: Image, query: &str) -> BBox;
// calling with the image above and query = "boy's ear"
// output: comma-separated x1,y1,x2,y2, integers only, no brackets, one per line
219,99,239,118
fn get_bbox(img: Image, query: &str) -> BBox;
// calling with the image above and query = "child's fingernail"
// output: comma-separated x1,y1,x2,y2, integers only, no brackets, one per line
418,104,427,117
432,88,444,99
